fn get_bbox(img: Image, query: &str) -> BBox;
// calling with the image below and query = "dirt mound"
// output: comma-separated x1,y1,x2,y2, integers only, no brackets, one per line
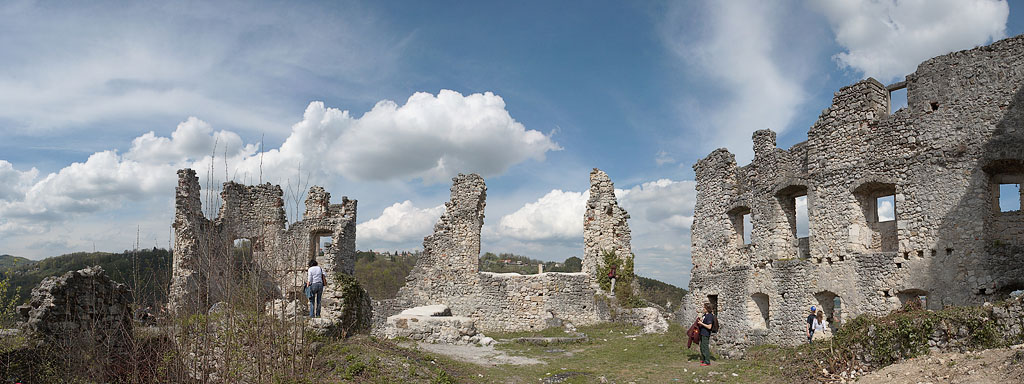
856,345,1024,384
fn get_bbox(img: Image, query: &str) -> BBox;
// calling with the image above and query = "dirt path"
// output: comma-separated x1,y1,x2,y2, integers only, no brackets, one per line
856,345,1024,384
402,341,545,366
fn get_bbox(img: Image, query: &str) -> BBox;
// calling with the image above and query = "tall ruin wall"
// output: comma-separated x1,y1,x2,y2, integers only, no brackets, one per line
688,35,1024,352
386,173,621,333
168,169,358,323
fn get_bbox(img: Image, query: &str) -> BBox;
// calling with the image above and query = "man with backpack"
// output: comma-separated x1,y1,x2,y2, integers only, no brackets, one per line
696,302,717,366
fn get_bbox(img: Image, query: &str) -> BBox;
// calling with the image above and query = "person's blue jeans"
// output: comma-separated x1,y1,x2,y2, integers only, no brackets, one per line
308,282,323,318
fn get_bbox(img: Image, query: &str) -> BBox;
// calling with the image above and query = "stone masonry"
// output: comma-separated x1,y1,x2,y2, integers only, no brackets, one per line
584,168,640,295
168,169,363,324
18,266,133,354
687,35,1024,353
380,170,668,336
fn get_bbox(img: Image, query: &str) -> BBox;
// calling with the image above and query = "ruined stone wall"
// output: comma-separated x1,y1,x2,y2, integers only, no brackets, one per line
688,35,1024,351
583,168,636,295
390,173,607,333
168,170,360,324
18,266,133,355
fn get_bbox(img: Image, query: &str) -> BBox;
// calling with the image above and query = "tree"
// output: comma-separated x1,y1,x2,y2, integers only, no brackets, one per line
563,256,582,272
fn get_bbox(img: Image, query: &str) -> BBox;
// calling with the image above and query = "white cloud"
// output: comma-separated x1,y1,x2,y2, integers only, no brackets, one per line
0,1,404,137
490,179,697,286
662,0,815,163
655,150,676,166
813,0,1008,83
0,161,37,201
497,190,588,241
878,199,895,222
1,91,552,243
357,201,444,247
329,91,561,182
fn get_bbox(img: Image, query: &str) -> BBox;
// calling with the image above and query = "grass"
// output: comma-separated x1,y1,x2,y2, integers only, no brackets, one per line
469,322,784,383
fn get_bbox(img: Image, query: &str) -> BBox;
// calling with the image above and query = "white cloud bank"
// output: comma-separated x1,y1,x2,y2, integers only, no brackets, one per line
813,0,1009,83
357,201,444,247
0,91,558,245
485,178,697,285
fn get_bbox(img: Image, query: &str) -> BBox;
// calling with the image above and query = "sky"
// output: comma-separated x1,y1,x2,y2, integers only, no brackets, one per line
0,0,1019,287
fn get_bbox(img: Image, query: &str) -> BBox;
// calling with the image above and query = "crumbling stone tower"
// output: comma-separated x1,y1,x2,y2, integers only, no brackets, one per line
583,168,639,294
688,35,1024,353
168,169,358,323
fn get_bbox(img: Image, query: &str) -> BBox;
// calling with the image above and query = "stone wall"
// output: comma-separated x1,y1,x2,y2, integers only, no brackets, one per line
168,169,362,325
387,172,632,334
18,266,133,354
687,35,1024,352
583,168,639,295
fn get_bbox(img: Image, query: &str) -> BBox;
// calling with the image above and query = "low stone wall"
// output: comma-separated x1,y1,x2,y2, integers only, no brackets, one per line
474,271,604,332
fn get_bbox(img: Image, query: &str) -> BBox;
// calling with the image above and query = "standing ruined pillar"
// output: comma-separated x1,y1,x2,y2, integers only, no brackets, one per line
583,168,636,293
168,169,208,314
394,173,486,308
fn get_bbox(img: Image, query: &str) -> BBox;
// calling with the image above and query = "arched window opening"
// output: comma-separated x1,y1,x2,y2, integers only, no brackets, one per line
814,291,841,330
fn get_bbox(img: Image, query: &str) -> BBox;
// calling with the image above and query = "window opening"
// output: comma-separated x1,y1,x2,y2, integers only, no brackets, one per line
728,207,752,247
998,183,1021,212
707,294,719,314
876,195,895,222
311,232,333,259
795,195,809,238
742,213,752,244
887,82,907,114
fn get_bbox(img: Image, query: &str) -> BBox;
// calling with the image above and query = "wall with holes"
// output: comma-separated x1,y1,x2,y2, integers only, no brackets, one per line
686,34,1024,352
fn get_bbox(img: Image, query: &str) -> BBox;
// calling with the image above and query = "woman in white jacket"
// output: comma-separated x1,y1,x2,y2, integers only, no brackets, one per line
812,310,830,340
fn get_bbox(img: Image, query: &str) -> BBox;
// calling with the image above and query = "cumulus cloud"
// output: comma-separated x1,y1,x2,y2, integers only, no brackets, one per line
813,0,1008,83
357,201,444,247
497,190,588,241
490,179,697,286
329,91,561,182
0,161,37,201
1,91,552,241
662,0,816,163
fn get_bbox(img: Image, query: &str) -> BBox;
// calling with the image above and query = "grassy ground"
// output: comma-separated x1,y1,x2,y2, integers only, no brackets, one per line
456,323,784,383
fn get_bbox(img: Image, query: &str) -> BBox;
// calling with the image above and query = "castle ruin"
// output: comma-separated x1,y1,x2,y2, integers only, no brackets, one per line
687,35,1024,352
168,169,359,323
380,169,665,334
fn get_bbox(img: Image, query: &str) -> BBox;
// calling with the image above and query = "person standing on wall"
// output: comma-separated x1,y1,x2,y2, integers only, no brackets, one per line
697,302,716,366
307,259,328,318
608,264,617,296
806,306,817,343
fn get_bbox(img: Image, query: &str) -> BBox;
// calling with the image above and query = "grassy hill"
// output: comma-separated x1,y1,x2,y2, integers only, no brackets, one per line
0,255,33,269
2,249,173,308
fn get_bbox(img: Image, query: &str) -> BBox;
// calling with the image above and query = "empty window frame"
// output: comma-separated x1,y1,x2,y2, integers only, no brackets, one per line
310,232,333,259
997,183,1021,212
729,207,752,246
777,186,809,239
876,195,896,222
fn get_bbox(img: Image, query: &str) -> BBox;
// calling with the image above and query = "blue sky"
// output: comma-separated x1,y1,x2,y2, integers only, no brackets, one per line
0,0,1019,287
